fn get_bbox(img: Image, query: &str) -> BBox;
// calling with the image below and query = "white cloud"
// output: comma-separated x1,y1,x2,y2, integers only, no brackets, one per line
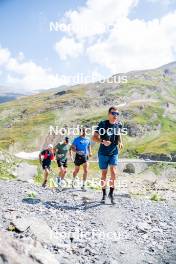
0,47,10,66
147,0,173,5
63,0,138,39
87,14,176,72
0,47,67,91
57,0,176,73
55,37,84,60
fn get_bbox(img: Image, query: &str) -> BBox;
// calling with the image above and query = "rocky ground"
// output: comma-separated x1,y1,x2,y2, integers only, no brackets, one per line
0,179,176,264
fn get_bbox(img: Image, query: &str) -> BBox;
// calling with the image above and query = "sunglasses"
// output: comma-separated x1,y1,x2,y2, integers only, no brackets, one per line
110,111,119,116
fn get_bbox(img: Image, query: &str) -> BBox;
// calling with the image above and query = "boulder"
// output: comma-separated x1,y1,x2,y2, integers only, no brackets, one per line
11,217,60,245
10,218,30,232
171,152,176,162
123,163,135,174
0,231,59,264
12,162,37,182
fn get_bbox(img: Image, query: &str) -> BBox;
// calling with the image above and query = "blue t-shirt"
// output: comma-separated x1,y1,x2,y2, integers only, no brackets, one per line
95,120,122,156
72,136,90,156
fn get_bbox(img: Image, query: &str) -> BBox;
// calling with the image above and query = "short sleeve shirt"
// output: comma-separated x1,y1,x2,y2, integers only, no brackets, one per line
95,120,121,156
72,136,90,156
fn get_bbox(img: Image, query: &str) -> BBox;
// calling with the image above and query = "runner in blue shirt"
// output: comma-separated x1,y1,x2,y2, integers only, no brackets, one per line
70,127,92,191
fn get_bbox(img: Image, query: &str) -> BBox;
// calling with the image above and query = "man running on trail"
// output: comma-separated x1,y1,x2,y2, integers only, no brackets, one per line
54,137,70,187
92,106,123,204
70,127,92,191
39,144,55,187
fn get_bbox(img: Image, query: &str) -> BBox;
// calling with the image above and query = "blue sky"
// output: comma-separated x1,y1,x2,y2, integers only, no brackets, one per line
0,0,176,91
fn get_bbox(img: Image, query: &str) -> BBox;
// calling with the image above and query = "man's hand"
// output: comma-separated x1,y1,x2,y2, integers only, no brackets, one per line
89,152,92,157
118,142,123,149
102,140,111,146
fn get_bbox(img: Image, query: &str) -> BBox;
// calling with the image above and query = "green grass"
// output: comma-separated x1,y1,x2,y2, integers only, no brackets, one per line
135,132,176,154
150,193,165,202
0,72,176,158
116,78,159,96
0,152,18,180
0,110,57,150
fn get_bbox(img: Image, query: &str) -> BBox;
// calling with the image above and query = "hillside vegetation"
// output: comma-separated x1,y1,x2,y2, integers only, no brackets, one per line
0,62,176,158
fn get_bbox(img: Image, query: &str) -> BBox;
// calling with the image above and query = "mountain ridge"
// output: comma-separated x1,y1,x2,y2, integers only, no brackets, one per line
0,61,175,158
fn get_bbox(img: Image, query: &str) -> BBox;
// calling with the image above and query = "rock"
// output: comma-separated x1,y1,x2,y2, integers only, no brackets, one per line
13,162,37,182
10,217,60,245
137,222,151,233
125,123,142,137
29,219,59,245
139,153,172,162
119,161,147,174
0,231,59,264
159,154,172,162
123,163,135,174
55,90,71,96
10,218,30,232
171,152,176,162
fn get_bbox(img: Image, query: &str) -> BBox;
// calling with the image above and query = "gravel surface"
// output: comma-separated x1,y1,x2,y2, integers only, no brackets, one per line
0,180,176,264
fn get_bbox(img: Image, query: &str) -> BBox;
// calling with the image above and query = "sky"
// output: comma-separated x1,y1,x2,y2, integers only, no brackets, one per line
0,0,176,91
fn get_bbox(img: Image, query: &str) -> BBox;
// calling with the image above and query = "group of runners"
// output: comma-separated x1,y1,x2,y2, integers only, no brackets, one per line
39,106,123,204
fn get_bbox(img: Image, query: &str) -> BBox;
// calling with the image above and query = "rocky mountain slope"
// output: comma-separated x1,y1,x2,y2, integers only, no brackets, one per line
0,62,176,159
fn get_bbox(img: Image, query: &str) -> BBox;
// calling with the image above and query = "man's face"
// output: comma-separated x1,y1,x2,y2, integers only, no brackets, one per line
48,147,53,151
108,109,119,122
80,129,86,137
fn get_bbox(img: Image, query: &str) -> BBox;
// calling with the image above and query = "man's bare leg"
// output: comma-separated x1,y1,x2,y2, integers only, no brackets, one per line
109,165,117,204
82,162,89,190
72,165,80,188
42,168,49,187
101,169,108,203
63,167,67,179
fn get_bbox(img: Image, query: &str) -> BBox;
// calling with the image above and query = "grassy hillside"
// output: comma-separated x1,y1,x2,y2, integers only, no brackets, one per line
0,62,176,157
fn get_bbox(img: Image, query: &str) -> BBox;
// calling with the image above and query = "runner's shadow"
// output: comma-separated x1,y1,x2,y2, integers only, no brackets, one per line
22,198,41,204
43,200,103,211
62,188,84,193
82,201,104,210
115,193,131,198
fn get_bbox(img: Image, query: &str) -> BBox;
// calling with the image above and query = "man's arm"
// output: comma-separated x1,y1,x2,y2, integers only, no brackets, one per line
92,131,102,143
92,131,111,146
88,143,92,157
69,144,76,161
70,144,76,152
118,134,123,149
39,152,43,164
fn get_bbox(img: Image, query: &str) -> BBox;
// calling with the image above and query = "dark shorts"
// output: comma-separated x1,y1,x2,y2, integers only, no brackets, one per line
42,160,51,170
98,154,118,170
74,154,89,166
57,159,68,168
